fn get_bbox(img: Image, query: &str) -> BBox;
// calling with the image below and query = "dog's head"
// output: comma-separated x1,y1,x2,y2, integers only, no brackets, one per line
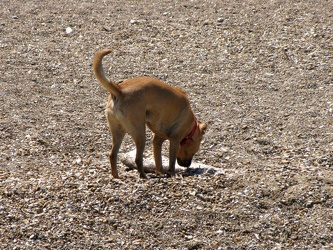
177,122,207,167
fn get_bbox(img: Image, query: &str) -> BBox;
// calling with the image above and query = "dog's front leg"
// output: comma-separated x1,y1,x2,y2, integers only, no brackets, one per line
153,135,164,175
168,139,180,176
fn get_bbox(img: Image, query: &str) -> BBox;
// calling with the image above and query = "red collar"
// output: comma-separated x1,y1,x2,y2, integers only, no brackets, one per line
180,117,197,146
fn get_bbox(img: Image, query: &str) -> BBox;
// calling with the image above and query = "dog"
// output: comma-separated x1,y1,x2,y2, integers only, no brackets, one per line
93,49,207,178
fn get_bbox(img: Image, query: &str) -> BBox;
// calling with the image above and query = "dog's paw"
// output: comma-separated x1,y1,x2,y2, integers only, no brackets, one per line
155,170,164,177
165,170,176,178
139,172,148,179
111,169,120,179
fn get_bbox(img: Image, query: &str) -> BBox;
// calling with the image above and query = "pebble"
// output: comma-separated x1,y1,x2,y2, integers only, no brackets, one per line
66,27,73,34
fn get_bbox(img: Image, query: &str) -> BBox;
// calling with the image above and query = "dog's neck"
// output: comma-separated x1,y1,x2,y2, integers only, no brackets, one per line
180,117,197,145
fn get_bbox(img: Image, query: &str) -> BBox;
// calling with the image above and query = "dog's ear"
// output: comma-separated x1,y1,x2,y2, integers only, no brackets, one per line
199,123,207,135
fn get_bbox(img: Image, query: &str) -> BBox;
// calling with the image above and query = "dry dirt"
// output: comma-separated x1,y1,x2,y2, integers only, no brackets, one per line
1,0,333,249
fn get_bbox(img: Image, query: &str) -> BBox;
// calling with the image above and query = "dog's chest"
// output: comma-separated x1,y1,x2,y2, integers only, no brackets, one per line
145,110,177,139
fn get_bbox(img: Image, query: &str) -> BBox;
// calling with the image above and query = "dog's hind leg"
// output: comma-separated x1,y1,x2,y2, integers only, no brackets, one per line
131,126,147,179
109,125,125,178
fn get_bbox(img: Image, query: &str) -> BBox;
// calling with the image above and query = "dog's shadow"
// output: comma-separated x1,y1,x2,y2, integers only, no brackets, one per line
124,165,219,178
182,167,218,177
120,151,222,178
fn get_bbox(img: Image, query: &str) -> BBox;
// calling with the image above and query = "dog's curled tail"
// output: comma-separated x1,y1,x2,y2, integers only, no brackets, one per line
93,49,121,97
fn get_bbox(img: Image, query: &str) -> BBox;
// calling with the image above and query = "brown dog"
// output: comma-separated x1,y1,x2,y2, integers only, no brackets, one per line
93,49,207,178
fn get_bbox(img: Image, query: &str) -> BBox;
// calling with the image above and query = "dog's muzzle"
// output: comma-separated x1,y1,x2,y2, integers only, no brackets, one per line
177,158,192,168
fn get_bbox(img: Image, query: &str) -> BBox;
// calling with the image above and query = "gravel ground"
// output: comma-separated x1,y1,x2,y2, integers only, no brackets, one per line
1,0,333,249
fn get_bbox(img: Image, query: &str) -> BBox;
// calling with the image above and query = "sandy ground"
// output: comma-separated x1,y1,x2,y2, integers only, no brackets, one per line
1,0,333,249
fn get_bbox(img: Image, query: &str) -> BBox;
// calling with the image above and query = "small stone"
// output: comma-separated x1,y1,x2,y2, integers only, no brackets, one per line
306,200,314,208
66,27,73,34
130,19,139,25
216,229,223,235
203,20,210,25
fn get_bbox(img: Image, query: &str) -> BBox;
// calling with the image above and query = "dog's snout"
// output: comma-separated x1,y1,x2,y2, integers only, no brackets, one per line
177,158,192,168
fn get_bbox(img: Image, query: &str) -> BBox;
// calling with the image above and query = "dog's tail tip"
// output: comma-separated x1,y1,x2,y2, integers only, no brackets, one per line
93,49,122,97
96,49,112,57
